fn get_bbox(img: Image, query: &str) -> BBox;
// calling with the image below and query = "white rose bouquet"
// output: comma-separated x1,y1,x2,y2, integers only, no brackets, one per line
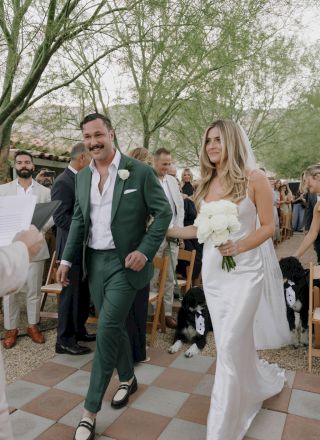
194,200,241,272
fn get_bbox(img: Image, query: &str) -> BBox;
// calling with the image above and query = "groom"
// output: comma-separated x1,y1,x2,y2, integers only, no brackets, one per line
56,113,172,440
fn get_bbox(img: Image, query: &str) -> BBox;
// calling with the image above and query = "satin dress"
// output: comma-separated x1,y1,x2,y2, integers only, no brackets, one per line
202,196,285,440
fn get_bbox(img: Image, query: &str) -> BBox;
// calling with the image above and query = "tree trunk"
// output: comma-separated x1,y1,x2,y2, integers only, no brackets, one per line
0,121,14,183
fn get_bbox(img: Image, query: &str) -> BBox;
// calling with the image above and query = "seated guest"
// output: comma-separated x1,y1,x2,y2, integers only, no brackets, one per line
51,143,95,355
181,167,194,196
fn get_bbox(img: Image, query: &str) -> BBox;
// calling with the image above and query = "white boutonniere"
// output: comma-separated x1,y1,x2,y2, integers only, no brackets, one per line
118,169,130,180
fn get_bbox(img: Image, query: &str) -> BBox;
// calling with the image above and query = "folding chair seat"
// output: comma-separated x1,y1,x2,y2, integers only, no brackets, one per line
308,262,320,372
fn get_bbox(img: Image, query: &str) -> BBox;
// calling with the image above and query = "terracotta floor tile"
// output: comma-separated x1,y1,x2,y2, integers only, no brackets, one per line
153,367,203,393
176,394,210,425
22,362,77,387
21,388,83,420
293,371,320,394
207,360,216,375
147,347,180,367
282,414,320,440
80,360,92,372
35,423,76,439
104,407,170,440
263,387,292,413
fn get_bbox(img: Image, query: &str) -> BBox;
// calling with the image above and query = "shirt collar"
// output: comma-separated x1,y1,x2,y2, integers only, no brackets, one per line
89,149,121,173
16,178,35,189
68,164,78,174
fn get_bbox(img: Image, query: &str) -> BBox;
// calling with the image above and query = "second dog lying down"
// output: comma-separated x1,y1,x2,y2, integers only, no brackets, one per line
168,287,212,357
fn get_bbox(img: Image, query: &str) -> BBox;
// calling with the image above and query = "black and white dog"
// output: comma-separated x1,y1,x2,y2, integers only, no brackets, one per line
168,287,212,357
279,257,309,348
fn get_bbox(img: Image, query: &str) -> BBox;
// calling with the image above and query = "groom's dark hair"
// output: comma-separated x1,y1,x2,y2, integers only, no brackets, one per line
80,113,113,131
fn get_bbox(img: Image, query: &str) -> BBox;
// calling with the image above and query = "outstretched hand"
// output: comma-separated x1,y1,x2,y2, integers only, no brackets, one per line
125,250,147,272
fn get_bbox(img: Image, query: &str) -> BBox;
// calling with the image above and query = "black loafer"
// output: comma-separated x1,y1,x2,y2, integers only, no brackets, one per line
74,417,95,440
55,343,92,355
111,375,138,409
77,333,96,342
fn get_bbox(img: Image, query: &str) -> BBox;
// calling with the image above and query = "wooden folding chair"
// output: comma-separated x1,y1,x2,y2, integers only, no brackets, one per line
176,248,196,293
147,255,169,347
40,251,62,319
308,262,320,372
40,251,98,324
172,249,196,313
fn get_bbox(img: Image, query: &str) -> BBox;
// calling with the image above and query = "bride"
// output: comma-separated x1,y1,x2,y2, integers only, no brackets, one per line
168,119,290,440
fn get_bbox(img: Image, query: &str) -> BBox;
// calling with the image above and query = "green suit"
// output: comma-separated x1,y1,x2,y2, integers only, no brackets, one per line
62,153,172,412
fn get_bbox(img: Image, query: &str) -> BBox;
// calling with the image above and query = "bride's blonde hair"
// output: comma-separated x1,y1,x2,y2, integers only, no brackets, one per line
194,120,249,211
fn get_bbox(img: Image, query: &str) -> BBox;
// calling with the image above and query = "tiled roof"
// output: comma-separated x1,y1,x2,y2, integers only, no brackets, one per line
9,148,70,162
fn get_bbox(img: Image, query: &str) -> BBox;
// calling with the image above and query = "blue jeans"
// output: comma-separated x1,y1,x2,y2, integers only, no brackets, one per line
292,203,305,231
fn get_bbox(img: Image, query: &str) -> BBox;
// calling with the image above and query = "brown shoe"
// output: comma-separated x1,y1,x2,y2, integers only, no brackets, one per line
165,316,177,329
3,329,19,349
26,325,45,344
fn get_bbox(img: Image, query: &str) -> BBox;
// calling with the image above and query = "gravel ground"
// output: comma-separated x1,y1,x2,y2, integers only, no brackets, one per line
1,232,319,384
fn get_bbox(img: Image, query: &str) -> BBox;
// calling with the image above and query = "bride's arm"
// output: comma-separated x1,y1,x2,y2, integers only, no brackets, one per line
293,203,320,258
235,170,274,254
167,225,197,240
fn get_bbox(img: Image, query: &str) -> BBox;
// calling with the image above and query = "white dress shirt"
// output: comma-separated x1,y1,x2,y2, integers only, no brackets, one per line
68,164,78,175
16,179,35,196
88,150,121,250
159,176,177,226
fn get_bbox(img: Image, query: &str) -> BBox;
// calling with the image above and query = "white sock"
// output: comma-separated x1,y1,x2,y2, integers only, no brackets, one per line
113,377,134,401
75,416,95,440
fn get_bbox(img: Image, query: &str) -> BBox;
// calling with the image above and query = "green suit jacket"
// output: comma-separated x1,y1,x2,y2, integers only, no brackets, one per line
62,153,172,289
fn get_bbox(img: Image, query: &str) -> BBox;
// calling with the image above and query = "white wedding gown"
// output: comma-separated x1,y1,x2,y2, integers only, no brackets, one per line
202,196,286,440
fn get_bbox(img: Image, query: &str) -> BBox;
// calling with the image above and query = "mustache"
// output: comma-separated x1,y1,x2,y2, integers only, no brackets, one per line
88,145,104,152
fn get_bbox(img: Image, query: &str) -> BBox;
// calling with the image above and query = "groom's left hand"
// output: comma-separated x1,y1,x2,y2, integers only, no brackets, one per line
125,250,147,271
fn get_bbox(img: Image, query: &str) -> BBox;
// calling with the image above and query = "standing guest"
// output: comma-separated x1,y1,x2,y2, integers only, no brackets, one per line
0,226,44,440
294,164,320,260
0,151,52,349
150,147,184,329
304,190,320,263
168,120,290,439
274,179,281,220
35,169,55,188
56,113,171,440
279,183,293,236
292,173,306,232
167,163,178,178
181,167,194,197
126,147,153,363
51,143,95,355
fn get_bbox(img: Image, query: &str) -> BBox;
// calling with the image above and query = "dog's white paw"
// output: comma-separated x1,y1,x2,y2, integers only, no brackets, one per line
300,328,308,346
185,343,200,358
168,340,182,354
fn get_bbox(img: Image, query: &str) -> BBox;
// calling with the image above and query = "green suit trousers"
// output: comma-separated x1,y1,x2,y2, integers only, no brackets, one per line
84,248,137,413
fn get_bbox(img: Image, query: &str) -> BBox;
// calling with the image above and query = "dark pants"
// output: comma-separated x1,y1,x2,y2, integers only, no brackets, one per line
126,284,149,362
314,235,320,264
85,248,137,413
57,263,90,346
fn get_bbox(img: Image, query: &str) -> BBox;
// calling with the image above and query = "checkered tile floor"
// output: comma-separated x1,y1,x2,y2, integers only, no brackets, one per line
6,343,320,440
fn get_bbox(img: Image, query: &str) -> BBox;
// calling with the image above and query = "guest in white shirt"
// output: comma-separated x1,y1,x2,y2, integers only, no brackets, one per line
0,151,52,349
151,148,184,329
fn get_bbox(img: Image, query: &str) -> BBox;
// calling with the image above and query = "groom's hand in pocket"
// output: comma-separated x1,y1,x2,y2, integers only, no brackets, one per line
125,250,147,271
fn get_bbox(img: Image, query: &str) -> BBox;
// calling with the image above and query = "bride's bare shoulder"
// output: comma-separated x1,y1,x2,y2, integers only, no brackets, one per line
246,169,266,181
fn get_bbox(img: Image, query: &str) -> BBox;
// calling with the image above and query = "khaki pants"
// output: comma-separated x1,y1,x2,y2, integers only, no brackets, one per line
3,261,45,329
150,239,179,316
